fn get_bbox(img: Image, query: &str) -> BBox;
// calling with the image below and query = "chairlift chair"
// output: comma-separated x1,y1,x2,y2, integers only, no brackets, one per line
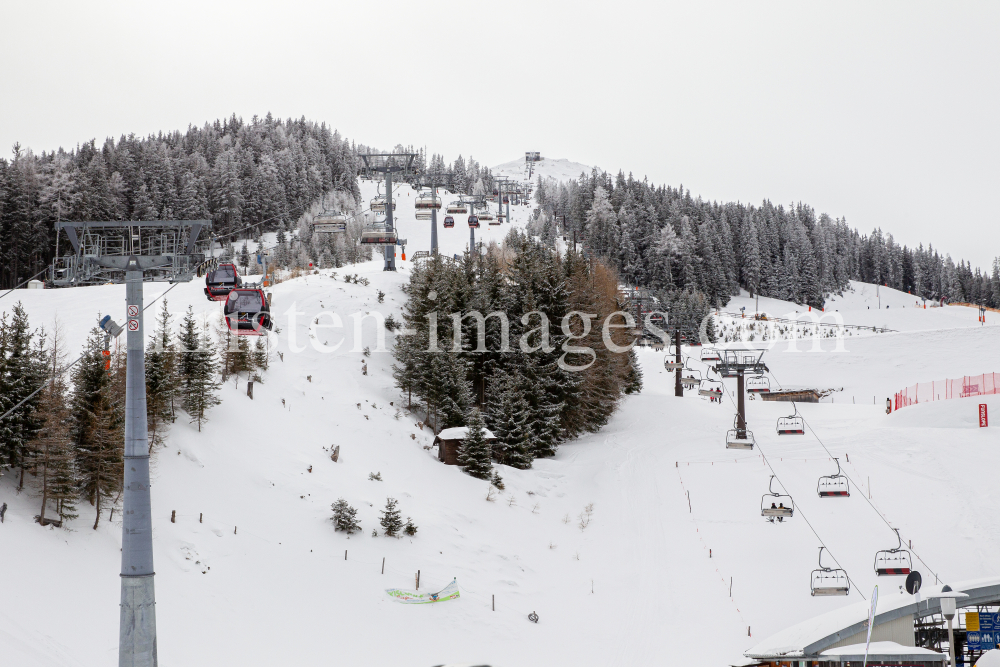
415,209,432,221
760,475,794,520
223,288,272,336
680,376,699,389
726,418,755,450
359,222,398,245
817,458,850,497
874,529,912,576
811,547,850,596
698,379,723,399
370,195,396,213
679,360,703,389
700,347,721,362
468,215,480,228
446,202,467,214
443,216,455,228
746,376,771,394
664,346,682,370
479,209,495,221
204,262,242,301
490,216,502,226
314,213,347,234
777,403,805,435
415,193,442,210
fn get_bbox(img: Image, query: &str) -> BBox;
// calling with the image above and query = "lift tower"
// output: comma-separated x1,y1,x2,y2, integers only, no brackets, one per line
716,348,768,443
360,152,417,271
460,194,488,255
496,177,522,223
50,219,211,667
413,171,455,255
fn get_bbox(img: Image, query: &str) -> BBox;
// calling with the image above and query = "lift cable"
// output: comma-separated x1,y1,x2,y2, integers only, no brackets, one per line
711,364,868,600
0,267,53,302
0,282,180,424
765,366,941,584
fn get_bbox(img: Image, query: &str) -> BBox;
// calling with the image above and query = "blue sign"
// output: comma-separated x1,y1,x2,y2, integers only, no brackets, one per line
968,613,998,651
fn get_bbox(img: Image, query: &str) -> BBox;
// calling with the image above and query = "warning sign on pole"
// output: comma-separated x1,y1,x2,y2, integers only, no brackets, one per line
128,319,139,332
980,404,989,428
127,305,139,317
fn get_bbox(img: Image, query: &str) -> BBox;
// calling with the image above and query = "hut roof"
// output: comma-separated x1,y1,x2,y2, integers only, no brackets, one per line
435,426,496,441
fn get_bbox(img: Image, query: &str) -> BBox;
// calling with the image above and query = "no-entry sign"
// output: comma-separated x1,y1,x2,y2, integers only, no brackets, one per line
980,404,989,428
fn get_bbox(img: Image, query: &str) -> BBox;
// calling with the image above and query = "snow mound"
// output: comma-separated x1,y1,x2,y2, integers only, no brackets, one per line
887,394,998,429
492,156,593,183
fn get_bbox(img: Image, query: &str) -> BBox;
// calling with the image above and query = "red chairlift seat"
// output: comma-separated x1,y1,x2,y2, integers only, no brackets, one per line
874,529,912,576
777,404,805,435
817,458,850,497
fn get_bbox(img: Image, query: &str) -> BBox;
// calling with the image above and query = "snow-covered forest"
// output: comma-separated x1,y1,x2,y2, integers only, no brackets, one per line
393,229,642,472
0,114,359,289
3,112,996,309
527,172,1000,309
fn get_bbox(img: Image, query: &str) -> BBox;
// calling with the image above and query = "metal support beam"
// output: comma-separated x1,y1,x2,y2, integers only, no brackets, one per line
674,330,683,397
119,257,157,667
430,183,438,255
737,369,747,431
384,171,396,271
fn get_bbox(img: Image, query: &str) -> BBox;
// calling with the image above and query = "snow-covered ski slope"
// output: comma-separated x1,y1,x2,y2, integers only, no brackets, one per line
357,178,533,258
493,156,592,183
2,251,999,665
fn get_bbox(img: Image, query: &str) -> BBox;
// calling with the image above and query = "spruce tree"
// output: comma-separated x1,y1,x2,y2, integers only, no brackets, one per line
379,497,403,537
0,304,48,486
331,498,361,534
145,299,177,451
178,306,221,431
71,325,124,530
486,374,532,469
458,408,493,479
31,325,77,524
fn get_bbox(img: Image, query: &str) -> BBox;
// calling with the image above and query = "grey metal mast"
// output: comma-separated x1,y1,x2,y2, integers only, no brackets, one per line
414,172,455,255
385,170,396,271
359,153,417,271
430,183,438,255
119,256,156,667
716,348,768,444
459,194,486,256
49,220,211,667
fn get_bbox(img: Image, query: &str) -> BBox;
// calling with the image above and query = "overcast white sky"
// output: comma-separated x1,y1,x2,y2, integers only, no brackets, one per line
2,1,997,268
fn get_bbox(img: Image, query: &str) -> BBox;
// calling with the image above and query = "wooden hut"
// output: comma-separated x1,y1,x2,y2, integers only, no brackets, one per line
760,389,822,403
434,426,497,465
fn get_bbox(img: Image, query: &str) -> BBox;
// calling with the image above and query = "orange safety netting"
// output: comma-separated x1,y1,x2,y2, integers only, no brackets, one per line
894,373,1000,410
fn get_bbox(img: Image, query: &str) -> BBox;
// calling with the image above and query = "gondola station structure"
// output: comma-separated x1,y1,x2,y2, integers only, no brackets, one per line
744,578,1000,667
